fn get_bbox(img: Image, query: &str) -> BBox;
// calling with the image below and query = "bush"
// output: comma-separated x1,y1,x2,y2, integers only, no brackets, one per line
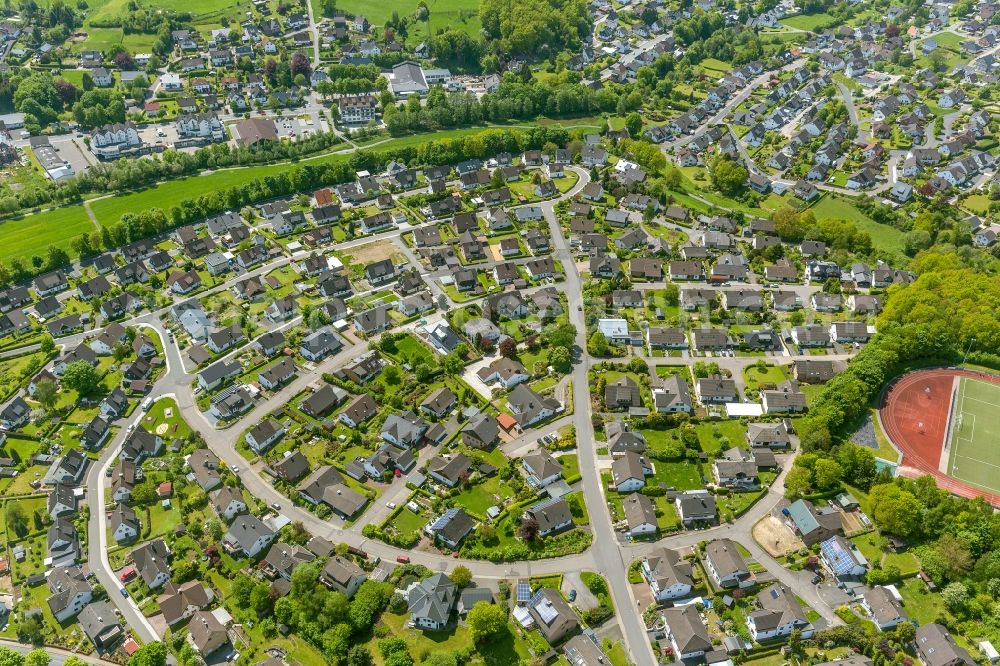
583,605,613,625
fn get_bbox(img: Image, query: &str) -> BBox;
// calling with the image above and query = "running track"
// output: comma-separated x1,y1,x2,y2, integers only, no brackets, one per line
879,368,1000,507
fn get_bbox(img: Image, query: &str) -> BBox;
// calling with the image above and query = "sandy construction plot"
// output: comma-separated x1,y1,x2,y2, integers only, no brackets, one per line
753,514,804,557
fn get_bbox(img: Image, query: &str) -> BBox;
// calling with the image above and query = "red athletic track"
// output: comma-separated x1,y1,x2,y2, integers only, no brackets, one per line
879,368,1000,507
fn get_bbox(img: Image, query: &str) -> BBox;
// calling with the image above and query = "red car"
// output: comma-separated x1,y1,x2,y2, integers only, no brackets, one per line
396,555,410,564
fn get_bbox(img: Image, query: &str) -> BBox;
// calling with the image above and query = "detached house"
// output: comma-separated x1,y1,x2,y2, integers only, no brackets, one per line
642,548,693,602
746,584,812,641
705,538,753,588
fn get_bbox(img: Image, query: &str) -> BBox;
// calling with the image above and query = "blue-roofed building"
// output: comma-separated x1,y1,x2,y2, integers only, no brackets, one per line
784,499,843,546
819,535,868,578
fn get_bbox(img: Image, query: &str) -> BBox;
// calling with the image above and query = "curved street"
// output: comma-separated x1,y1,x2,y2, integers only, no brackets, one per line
63,165,846,665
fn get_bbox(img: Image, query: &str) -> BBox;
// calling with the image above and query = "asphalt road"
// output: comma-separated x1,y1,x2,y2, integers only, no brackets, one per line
58,164,851,661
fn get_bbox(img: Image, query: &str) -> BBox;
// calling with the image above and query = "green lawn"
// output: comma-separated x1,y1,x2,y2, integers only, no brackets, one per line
810,195,906,258
896,577,950,625
852,532,883,563
693,420,747,453
699,58,732,73
315,0,482,38
560,453,580,483
650,460,703,491
655,496,681,530
137,397,192,441
743,364,790,390
371,610,473,661
8,128,489,263
3,435,40,463
391,333,439,368
948,376,1000,494
0,207,94,264
392,506,427,538
452,476,515,516
145,501,183,540
84,0,242,24
851,533,920,576
603,641,631,666
870,409,901,462
780,12,838,30
718,489,765,522
962,194,991,215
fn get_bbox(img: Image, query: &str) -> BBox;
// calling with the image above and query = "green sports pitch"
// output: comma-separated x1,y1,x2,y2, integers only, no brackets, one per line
947,377,1000,494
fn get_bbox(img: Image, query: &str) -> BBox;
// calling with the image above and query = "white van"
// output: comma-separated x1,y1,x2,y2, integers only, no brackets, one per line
141,397,154,411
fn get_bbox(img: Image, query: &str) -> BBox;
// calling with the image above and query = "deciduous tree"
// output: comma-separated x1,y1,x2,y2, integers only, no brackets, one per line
450,566,472,588
467,602,507,643
61,360,101,395
34,379,57,412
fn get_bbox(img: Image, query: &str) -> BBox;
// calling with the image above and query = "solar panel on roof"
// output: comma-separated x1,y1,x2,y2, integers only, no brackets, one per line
517,582,532,602
770,588,779,599
536,599,558,625
429,508,458,532
528,589,546,607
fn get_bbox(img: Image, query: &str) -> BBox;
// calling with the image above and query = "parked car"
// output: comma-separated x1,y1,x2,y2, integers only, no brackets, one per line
396,555,410,564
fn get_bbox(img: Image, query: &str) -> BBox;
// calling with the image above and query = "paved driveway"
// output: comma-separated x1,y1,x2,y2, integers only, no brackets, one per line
563,571,598,611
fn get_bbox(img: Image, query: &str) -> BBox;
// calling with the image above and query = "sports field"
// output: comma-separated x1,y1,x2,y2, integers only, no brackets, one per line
947,377,1000,494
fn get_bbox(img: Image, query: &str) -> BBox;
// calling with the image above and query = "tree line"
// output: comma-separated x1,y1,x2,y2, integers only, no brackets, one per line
0,125,572,286
384,76,633,136
797,254,1000,453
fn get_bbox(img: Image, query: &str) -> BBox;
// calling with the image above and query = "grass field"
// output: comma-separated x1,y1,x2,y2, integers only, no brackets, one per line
0,207,94,264
810,194,906,258
5,120,608,263
392,333,439,368
742,364,789,390
14,127,490,260
962,194,991,215
314,0,481,38
84,0,241,25
947,377,1000,493
780,12,838,30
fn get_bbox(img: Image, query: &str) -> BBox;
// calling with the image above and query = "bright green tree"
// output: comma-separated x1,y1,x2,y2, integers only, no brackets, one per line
467,602,507,643
61,360,101,395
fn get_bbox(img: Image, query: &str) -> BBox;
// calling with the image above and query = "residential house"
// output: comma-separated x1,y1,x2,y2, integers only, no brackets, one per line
408,573,457,631
522,450,563,488
529,588,579,643
222,514,276,558
704,538,753,588
664,605,712,659
746,584,812,641
298,466,367,519
642,548,693,602
862,586,909,630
